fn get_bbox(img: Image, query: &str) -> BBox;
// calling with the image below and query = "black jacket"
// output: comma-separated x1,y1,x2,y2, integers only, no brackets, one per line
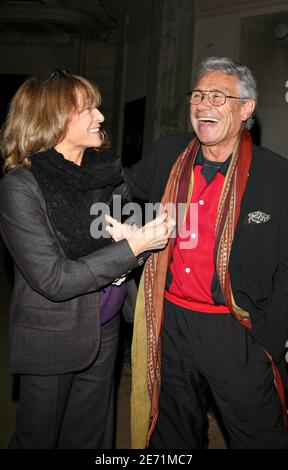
125,132,288,383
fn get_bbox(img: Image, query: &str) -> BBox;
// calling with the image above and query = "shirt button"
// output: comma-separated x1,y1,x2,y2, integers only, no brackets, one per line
199,200,205,206
191,233,197,239
185,267,190,273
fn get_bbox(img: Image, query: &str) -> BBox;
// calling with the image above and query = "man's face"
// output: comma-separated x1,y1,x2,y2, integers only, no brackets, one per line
190,71,255,153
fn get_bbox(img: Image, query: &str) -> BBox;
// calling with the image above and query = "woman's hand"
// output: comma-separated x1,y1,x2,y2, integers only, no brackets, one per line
105,215,138,242
105,213,175,257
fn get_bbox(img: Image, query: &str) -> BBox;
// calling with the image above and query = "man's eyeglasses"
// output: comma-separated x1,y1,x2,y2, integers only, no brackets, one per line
186,89,250,106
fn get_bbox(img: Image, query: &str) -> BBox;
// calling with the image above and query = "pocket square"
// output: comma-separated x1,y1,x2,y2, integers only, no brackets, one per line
248,211,271,224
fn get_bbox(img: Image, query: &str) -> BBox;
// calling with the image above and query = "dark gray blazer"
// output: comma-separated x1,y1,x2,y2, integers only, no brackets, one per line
0,167,141,376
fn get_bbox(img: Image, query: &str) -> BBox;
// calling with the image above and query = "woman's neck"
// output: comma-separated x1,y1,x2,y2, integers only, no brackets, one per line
54,143,84,166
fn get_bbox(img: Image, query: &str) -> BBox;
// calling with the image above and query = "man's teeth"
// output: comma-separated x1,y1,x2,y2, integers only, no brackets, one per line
198,117,219,122
88,128,100,133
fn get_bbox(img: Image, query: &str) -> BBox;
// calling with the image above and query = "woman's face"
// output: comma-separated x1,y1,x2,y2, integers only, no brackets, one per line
55,91,105,163
64,96,105,150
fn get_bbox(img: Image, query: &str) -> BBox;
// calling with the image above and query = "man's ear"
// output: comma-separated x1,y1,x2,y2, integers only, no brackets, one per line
241,99,256,123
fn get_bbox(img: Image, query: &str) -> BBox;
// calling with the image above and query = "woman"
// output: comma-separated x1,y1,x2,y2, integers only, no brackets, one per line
0,70,170,449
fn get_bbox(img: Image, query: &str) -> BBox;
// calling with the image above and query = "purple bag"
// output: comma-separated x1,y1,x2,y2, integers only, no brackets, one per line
100,283,127,325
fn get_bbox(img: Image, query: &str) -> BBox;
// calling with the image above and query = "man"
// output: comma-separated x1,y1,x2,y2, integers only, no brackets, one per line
124,57,288,449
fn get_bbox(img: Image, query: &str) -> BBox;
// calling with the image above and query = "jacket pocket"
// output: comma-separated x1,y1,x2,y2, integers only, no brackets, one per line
12,304,74,332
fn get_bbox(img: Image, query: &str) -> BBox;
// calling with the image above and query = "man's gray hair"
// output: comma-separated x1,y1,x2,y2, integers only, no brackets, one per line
194,57,257,129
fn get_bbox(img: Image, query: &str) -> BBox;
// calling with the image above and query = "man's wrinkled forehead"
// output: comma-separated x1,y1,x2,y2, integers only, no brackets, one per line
195,70,239,93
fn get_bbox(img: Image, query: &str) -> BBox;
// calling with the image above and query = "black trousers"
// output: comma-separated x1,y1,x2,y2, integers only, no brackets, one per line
9,315,120,449
149,300,288,449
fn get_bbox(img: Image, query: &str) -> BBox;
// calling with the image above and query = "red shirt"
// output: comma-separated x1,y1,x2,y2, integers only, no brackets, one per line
166,156,230,313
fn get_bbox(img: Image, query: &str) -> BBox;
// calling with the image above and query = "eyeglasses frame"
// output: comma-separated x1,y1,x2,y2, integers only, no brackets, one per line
186,89,251,106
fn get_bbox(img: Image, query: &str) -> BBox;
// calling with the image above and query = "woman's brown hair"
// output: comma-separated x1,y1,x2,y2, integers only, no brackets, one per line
0,70,108,173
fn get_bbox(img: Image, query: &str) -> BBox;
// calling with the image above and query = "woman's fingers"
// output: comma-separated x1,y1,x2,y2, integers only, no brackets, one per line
167,216,176,236
105,214,119,227
105,215,122,241
105,215,140,242
143,212,166,228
